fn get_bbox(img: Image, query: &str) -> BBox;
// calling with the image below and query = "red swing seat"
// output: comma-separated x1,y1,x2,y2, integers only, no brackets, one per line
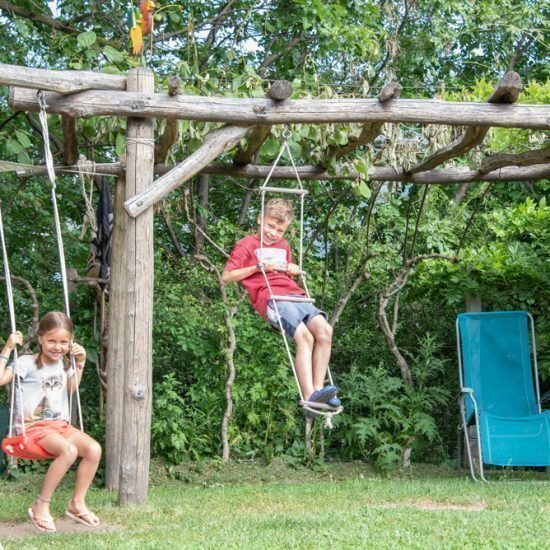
2,434,55,460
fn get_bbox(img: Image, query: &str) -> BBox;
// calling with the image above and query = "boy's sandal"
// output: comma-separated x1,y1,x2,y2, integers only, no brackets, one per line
28,508,56,533
65,509,101,527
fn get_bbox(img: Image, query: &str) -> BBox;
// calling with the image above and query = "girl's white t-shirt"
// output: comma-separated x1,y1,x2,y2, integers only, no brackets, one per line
8,354,73,432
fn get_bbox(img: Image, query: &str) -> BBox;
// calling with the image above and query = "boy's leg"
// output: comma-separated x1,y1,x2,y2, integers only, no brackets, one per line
293,322,315,400
307,314,333,389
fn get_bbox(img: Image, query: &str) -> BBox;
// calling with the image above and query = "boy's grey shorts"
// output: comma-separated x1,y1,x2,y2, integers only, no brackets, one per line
266,297,327,338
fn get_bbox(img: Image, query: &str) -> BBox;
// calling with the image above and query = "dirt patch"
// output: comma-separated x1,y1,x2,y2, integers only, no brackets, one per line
0,518,114,540
375,499,486,512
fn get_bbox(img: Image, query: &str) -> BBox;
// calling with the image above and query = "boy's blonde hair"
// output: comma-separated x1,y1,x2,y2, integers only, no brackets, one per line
265,198,294,223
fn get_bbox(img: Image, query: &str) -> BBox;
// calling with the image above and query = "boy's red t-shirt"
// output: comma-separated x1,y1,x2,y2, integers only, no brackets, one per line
224,234,304,318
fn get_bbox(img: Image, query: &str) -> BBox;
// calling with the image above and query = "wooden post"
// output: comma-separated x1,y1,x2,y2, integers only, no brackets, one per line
118,67,155,505
105,172,126,491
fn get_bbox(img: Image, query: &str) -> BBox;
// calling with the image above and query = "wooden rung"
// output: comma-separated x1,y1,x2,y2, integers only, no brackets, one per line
259,186,308,196
270,295,315,303
300,400,342,411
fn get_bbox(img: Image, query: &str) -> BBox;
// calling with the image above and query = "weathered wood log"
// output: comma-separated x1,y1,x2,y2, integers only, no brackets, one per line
168,75,181,96
10,162,123,177
409,126,488,174
233,125,271,165
13,161,550,184
124,125,250,218
234,80,293,165
10,87,550,129
323,122,382,168
0,63,126,95
154,120,180,163
197,163,550,183
479,146,550,175
378,81,402,103
105,171,126,492
267,79,293,101
117,68,155,506
487,71,522,104
322,81,402,167
154,75,183,162
409,72,523,174
61,115,79,166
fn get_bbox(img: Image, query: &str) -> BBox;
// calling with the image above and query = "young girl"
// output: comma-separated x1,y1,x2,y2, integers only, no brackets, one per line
0,311,101,533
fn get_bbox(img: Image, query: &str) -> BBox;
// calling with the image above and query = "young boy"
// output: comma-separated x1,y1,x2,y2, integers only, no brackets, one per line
222,198,340,410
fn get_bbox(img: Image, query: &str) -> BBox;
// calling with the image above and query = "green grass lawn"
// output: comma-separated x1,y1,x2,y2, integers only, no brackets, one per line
0,460,548,548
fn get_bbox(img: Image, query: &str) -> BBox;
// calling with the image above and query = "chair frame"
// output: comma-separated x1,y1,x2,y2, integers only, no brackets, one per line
457,312,541,481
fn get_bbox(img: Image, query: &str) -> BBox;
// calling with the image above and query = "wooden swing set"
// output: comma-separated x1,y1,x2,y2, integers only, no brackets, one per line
0,61,548,505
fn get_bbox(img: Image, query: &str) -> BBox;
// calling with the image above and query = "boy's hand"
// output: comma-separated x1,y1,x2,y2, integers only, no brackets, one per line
260,262,278,273
7,331,23,350
286,263,301,277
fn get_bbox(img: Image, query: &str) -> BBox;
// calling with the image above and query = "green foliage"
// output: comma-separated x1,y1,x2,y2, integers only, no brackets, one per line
152,373,213,463
332,335,451,469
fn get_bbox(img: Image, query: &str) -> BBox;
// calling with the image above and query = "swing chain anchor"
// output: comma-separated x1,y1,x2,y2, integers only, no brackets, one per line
37,90,47,111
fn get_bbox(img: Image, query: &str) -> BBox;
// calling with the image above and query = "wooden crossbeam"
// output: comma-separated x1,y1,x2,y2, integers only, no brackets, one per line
12,162,550,184
0,63,126,95
199,163,550,184
9,87,549,129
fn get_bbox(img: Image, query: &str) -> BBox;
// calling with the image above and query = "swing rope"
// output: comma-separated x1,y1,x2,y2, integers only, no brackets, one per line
37,92,83,430
0,205,25,439
257,127,342,425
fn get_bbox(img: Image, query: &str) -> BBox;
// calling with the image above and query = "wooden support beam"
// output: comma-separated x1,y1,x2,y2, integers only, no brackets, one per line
155,75,183,163
9,86,550,129
322,80,401,168
0,63,126,95
124,125,250,218
233,80,293,166
61,115,79,166
409,72,522,174
479,146,550,175
409,126,489,174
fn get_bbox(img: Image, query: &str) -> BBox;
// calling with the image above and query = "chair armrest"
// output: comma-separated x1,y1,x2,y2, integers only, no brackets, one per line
461,387,474,394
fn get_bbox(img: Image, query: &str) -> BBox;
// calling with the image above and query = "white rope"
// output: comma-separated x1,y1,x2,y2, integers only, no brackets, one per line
0,204,24,438
77,155,98,239
37,91,84,431
125,137,156,148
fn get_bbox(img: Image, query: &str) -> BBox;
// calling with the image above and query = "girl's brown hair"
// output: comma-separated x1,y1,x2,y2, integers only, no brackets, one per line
36,311,73,370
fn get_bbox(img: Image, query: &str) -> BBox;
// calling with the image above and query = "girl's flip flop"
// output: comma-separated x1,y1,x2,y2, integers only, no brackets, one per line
65,509,100,527
28,508,56,533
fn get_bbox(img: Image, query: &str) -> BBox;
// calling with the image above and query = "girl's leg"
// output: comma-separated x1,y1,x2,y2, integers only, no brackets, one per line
65,430,102,524
293,322,315,399
30,432,80,529
308,315,333,389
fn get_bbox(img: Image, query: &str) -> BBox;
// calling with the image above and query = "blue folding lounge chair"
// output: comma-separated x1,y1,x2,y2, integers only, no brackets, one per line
457,311,550,481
